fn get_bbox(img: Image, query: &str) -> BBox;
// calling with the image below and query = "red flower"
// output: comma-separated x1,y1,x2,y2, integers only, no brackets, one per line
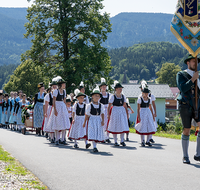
181,33,183,36
180,29,183,32
184,36,187,39
194,23,198,27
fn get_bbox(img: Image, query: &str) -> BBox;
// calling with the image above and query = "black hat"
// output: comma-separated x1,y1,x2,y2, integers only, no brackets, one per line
57,78,66,84
0,92,3,96
50,81,57,86
66,98,71,103
142,87,150,93
76,92,86,98
4,93,9,97
38,82,44,88
99,78,107,87
91,90,102,97
114,83,124,89
184,54,200,64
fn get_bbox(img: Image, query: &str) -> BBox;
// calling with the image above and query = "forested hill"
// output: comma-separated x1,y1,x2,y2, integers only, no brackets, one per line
108,42,188,81
103,12,178,49
0,8,178,66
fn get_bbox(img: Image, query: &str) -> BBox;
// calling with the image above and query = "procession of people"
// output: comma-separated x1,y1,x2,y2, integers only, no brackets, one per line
0,76,160,153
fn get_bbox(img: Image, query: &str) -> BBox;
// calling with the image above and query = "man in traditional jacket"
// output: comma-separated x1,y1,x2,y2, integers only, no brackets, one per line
177,54,200,164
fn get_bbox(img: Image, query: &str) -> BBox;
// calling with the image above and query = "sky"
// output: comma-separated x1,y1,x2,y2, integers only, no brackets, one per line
0,0,177,17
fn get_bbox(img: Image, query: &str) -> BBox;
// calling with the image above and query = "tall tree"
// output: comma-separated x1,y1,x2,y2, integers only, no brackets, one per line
23,0,112,93
156,62,181,87
4,59,49,96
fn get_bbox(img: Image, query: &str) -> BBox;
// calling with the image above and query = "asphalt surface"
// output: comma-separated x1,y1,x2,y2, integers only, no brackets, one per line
0,128,200,190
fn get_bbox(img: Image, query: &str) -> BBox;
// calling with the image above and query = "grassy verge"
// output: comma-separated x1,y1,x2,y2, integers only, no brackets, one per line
129,128,197,142
0,145,48,190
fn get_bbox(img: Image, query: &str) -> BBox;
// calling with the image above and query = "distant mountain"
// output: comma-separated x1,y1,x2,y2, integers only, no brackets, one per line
103,12,178,49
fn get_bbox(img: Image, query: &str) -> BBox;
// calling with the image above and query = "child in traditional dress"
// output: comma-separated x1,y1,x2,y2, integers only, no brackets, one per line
15,94,29,132
135,87,157,147
47,77,70,145
69,92,91,149
6,92,13,127
14,90,22,131
66,96,73,141
44,79,58,143
0,93,3,127
34,82,46,136
99,78,111,143
107,81,129,146
83,87,105,152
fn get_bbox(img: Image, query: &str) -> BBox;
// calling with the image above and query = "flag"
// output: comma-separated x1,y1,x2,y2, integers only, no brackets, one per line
170,0,200,56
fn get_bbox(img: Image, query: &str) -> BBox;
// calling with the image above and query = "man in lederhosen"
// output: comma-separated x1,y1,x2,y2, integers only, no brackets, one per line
177,54,200,164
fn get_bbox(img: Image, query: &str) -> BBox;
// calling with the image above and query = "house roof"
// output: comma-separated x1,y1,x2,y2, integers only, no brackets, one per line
170,87,179,98
116,84,174,99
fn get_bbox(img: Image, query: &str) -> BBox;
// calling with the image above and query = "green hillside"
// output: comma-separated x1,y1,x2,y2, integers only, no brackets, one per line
108,42,188,81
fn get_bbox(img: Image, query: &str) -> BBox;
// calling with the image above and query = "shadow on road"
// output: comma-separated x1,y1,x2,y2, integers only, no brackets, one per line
89,151,113,156
190,163,200,168
111,145,137,150
139,143,166,150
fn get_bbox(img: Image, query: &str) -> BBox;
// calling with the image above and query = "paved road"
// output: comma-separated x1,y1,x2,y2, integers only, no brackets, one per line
0,128,199,190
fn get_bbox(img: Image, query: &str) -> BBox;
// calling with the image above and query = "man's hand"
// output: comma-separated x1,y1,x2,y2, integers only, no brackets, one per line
191,71,199,83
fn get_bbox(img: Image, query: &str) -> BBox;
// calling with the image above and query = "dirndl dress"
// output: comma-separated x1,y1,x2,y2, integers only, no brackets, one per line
1,103,7,125
47,89,70,131
86,103,105,142
15,97,22,125
16,101,29,125
9,98,15,124
134,97,157,135
0,100,3,124
107,94,129,134
68,103,87,140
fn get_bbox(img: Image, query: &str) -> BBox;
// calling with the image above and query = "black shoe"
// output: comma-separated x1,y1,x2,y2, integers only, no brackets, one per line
62,141,69,145
150,139,155,143
55,141,59,145
68,138,73,142
146,142,152,147
120,142,126,147
93,148,98,152
141,142,145,147
126,137,129,141
194,155,200,162
114,142,120,146
102,141,106,143
106,139,111,143
51,139,54,143
86,143,91,149
45,133,48,138
74,144,79,148
183,157,190,164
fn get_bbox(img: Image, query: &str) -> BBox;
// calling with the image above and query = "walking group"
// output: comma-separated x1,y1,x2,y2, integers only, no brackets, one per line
0,77,158,153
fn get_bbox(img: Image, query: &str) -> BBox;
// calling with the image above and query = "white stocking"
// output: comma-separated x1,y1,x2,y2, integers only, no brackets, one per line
92,141,97,148
113,134,117,143
120,133,124,143
74,140,77,145
85,139,88,145
61,130,66,141
141,135,145,143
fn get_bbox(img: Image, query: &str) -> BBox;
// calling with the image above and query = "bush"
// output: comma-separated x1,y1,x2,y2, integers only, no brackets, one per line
173,114,182,134
157,120,168,131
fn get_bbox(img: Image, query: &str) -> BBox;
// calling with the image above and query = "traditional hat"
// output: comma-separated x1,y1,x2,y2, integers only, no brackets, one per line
91,85,102,97
4,93,9,97
50,77,58,86
56,76,66,84
38,82,44,88
114,80,123,89
142,87,150,93
79,81,85,90
139,80,148,89
0,92,3,96
76,92,86,98
74,89,80,97
184,54,200,64
99,78,107,87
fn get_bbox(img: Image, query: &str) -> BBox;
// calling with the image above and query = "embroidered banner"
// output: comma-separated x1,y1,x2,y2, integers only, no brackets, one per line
170,0,200,56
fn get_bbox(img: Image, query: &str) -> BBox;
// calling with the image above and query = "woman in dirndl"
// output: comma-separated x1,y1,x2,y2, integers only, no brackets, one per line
83,87,105,153
135,87,157,147
9,92,17,129
99,78,111,143
34,82,46,136
1,94,9,128
44,79,58,143
47,77,70,145
68,92,91,149
0,92,4,127
107,81,129,146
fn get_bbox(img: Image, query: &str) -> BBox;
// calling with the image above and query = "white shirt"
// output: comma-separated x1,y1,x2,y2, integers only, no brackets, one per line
86,103,105,116
53,89,66,98
84,95,89,104
137,96,152,104
109,94,127,104
186,69,200,89
67,106,72,118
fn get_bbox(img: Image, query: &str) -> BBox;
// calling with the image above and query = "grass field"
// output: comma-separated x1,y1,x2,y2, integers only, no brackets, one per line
129,128,197,142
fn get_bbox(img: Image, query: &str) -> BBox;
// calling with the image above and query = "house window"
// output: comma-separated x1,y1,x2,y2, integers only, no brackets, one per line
129,98,135,104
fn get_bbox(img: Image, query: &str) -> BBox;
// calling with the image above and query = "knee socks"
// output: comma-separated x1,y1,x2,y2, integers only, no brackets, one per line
182,134,190,158
85,139,88,145
120,133,124,143
92,141,97,148
141,135,145,143
147,135,151,143
196,131,200,157
61,130,66,141
55,131,60,142
113,134,117,143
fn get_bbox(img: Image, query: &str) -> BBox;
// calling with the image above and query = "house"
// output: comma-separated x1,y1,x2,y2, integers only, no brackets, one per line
121,84,174,123
166,87,179,110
